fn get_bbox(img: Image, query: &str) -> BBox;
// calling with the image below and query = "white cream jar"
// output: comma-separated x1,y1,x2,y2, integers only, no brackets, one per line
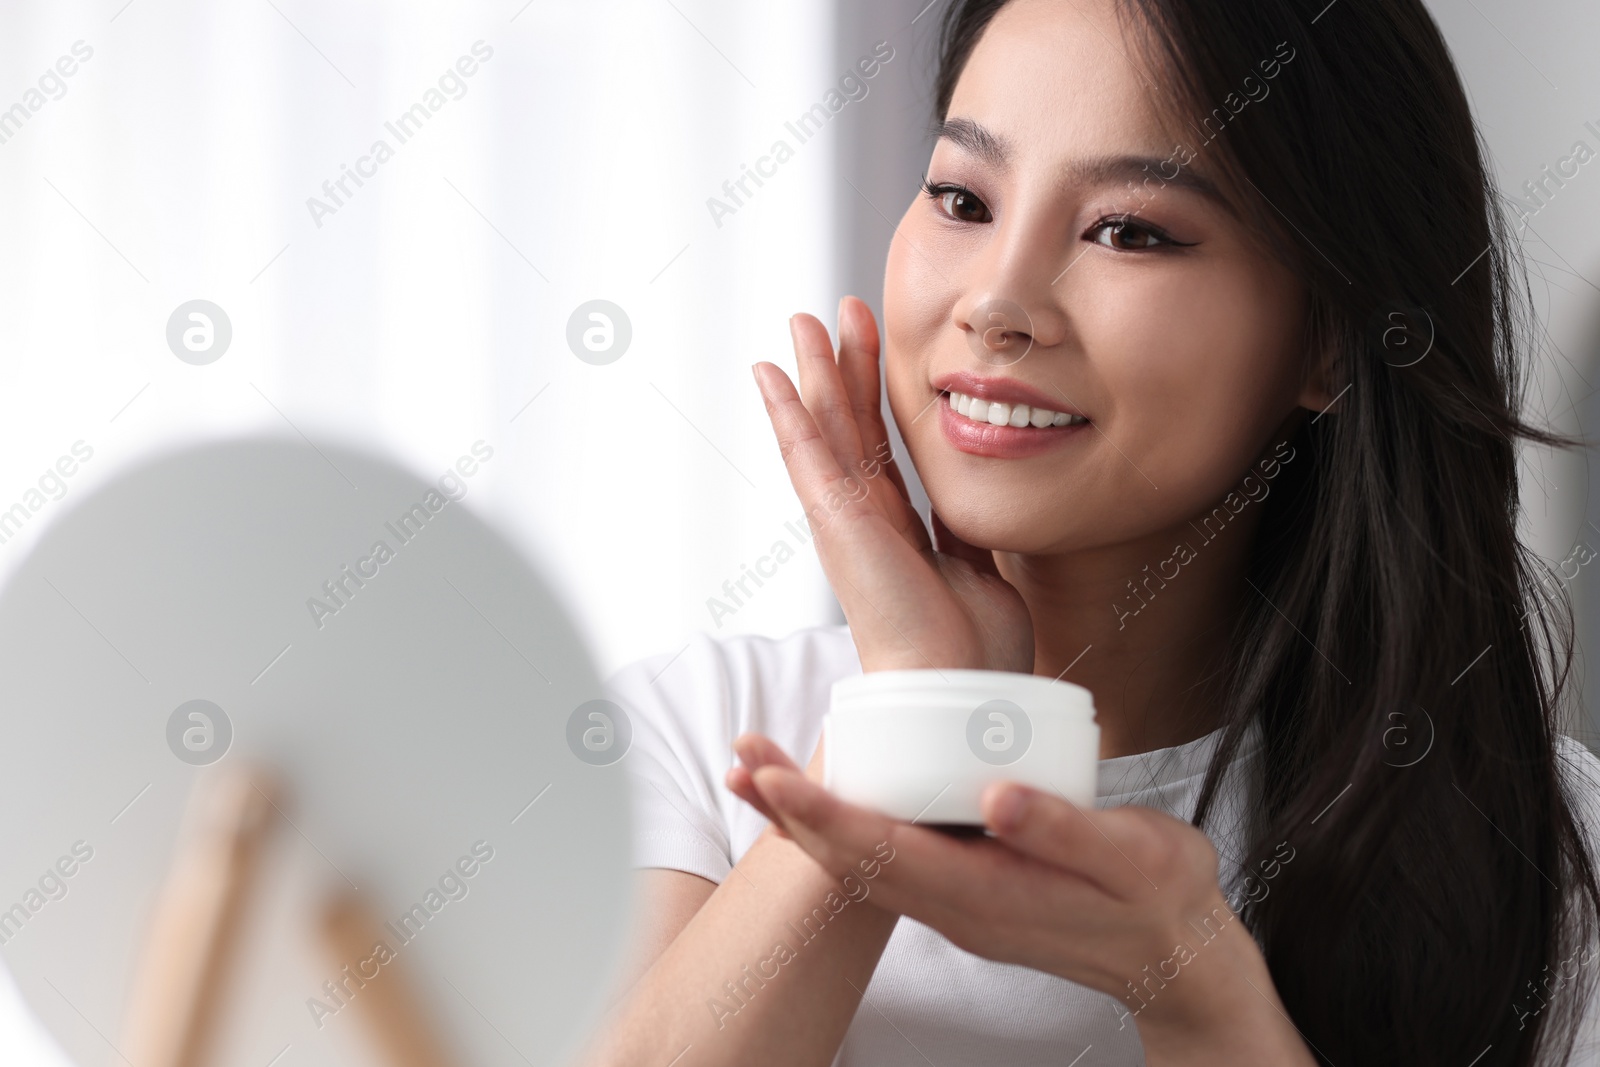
823,668,1100,825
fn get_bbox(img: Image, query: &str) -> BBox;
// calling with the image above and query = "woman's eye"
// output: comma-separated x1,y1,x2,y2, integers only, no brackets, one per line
922,181,992,224
1087,216,1183,250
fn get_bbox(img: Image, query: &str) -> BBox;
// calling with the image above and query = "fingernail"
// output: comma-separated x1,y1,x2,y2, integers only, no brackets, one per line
751,362,766,389
988,784,1028,832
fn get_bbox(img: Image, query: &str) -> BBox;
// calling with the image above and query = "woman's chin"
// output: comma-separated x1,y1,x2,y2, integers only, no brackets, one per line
927,504,1076,557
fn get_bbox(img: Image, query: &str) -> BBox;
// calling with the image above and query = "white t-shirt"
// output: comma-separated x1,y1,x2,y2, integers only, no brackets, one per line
605,621,1600,1066
0,958,80,1067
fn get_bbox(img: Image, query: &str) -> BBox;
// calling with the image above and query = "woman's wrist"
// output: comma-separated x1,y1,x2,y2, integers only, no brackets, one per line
1128,892,1318,1066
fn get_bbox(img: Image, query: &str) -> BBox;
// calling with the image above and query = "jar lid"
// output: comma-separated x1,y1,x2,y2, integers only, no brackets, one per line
831,668,1096,721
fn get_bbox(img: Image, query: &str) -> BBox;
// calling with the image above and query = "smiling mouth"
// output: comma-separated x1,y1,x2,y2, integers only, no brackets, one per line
942,389,1089,429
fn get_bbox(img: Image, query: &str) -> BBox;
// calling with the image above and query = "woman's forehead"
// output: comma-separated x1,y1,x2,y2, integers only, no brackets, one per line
946,0,1184,165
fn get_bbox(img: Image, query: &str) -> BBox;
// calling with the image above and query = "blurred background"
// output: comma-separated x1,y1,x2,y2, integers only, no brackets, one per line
0,0,1597,719
2,0,1600,1064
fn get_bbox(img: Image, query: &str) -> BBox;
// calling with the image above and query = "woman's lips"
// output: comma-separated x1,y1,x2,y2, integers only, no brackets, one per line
936,391,1091,458
930,370,1088,416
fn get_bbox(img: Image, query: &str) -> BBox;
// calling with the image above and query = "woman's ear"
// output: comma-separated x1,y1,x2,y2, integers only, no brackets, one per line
1296,335,1342,416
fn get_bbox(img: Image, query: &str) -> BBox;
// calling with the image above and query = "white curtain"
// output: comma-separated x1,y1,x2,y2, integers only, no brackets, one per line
0,0,849,682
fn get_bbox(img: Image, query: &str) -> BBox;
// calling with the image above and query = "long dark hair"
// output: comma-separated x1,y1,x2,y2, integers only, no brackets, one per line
933,1,1600,1064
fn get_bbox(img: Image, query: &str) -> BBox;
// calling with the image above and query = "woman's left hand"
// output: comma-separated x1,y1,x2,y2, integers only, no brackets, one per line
726,734,1320,1067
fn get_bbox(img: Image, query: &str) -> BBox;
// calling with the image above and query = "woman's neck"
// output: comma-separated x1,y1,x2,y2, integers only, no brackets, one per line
994,500,1264,761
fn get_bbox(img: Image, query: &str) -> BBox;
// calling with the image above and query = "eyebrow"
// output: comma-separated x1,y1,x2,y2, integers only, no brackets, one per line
930,116,1232,211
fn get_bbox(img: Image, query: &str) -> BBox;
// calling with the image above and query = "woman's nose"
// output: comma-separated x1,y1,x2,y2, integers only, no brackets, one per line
952,226,1072,363
964,297,1039,367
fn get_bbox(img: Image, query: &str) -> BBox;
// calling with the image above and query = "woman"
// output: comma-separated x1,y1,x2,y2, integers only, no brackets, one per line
586,0,1600,1063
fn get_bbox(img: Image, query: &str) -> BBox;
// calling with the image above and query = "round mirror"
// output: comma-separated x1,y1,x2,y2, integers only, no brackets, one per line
0,435,632,1067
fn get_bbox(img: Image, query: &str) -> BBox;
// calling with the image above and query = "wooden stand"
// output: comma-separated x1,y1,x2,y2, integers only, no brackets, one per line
116,765,458,1067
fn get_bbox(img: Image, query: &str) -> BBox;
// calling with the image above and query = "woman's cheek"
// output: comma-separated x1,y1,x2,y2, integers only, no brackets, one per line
1087,280,1291,507
884,216,956,416
885,216,955,343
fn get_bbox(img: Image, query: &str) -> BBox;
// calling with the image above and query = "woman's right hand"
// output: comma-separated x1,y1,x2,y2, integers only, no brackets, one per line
751,296,1035,678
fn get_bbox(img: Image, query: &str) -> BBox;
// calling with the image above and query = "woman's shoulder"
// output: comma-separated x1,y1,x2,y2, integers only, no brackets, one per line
1555,731,1600,828
1554,732,1600,914
1550,732,1600,1064
601,621,861,755
1556,731,1600,772
601,623,861,878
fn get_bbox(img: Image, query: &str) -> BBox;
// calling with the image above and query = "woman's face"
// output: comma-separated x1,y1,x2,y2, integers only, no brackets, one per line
884,0,1323,555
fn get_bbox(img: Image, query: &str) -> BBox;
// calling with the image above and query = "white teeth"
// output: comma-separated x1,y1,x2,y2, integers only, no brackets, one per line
946,390,1086,428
